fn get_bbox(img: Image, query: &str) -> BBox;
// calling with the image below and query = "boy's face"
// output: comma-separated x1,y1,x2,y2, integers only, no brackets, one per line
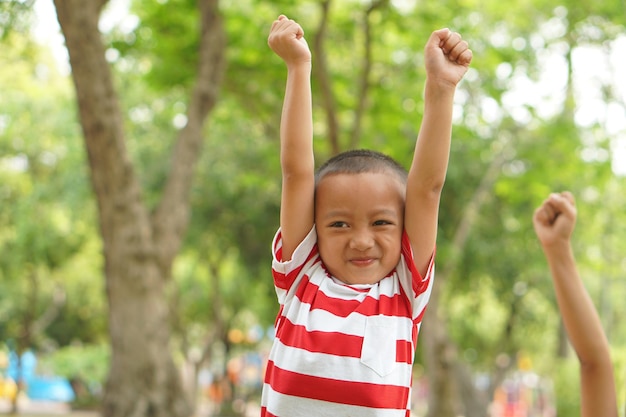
315,172,405,285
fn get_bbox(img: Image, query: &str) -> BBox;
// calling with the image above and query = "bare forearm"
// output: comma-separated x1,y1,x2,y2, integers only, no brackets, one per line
543,242,617,417
278,62,315,259
408,80,455,193
280,63,314,175
543,242,610,362
533,192,617,416
405,80,456,274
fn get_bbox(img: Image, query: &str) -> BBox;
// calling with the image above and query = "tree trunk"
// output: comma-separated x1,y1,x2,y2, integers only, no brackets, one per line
423,311,460,417
53,1,226,416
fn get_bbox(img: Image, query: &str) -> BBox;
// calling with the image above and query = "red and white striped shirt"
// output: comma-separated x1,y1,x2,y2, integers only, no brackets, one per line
261,226,435,417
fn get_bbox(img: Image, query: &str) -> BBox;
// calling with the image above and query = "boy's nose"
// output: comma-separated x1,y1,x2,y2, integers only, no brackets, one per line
349,230,374,251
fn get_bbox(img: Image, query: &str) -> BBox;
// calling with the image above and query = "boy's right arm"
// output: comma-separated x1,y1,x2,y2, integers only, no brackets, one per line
268,15,315,261
533,192,618,417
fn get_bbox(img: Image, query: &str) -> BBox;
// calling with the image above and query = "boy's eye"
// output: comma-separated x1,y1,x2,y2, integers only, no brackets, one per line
329,221,348,228
373,220,392,226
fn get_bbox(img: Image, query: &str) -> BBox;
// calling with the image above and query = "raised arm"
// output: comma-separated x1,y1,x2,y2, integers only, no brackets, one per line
533,192,618,417
405,29,472,276
268,15,315,261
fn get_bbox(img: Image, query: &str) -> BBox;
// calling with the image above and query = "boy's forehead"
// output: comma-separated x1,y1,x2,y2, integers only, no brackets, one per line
315,171,405,200
317,169,406,187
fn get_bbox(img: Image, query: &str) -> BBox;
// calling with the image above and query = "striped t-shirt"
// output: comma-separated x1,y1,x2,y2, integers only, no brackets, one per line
261,226,435,417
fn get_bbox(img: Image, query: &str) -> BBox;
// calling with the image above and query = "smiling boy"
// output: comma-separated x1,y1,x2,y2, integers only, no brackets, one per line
263,15,472,416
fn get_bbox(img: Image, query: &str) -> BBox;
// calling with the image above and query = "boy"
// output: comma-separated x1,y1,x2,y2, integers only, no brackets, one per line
533,192,618,417
264,15,472,416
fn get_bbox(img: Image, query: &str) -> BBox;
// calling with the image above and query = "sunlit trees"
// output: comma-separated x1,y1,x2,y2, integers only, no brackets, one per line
50,0,226,416
1,0,625,416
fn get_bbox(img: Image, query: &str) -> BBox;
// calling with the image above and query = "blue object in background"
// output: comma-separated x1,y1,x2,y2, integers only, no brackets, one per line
6,350,37,381
5,349,75,402
27,376,75,402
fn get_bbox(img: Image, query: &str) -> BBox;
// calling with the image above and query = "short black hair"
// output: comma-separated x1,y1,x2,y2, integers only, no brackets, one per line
315,149,408,186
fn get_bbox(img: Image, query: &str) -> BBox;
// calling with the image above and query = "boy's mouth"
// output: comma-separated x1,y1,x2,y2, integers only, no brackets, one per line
349,257,376,266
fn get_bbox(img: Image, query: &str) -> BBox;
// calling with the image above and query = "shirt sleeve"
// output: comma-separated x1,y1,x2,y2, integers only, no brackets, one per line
398,230,436,321
271,226,319,304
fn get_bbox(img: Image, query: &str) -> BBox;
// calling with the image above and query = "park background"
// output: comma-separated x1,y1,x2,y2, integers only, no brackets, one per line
1,0,625,416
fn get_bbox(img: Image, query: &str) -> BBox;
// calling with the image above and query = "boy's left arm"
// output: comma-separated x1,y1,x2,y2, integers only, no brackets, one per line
405,29,472,277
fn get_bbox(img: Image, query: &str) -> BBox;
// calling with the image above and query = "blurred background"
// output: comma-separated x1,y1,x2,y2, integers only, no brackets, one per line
0,0,625,416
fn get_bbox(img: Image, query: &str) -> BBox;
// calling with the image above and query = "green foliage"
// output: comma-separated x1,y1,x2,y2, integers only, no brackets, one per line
0,28,103,350
0,0,34,39
111,0,199,90
38,343,109,389
550,357,582,416
611,347,626,413
176,93,282,330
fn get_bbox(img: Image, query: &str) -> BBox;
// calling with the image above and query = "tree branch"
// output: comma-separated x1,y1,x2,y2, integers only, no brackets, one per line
152,0,226,271
349,0,388,149
313,0,340,155
33,285,67,335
